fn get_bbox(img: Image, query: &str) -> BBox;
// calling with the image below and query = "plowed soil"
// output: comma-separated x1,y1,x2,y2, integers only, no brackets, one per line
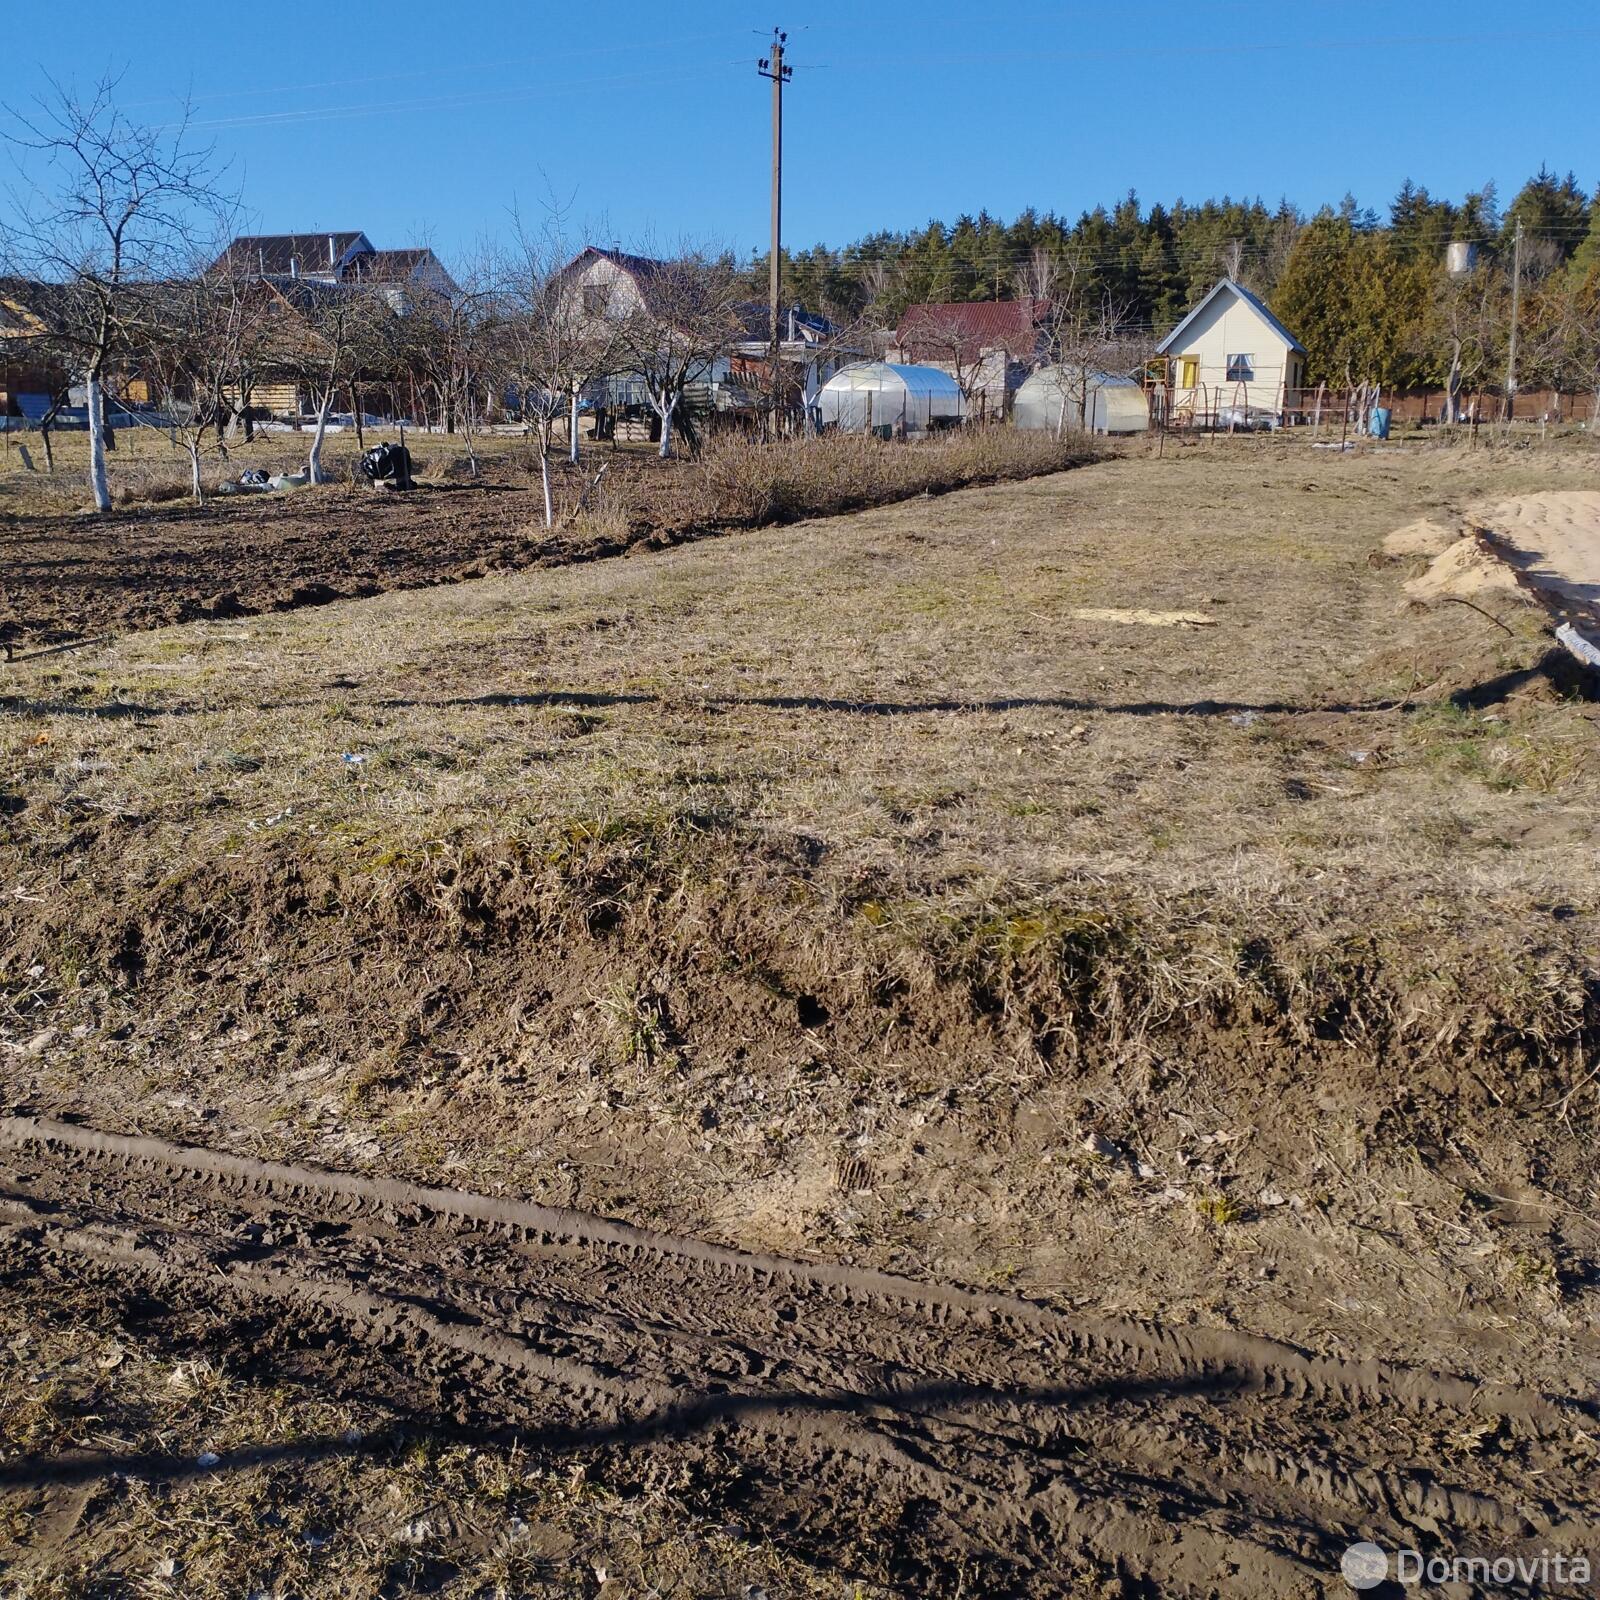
3,1116,1594,1598
0,482,626,649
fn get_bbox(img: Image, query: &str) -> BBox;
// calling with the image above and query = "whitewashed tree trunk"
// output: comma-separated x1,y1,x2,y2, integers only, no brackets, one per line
540,450,554,528
307,386,335,483
657,395,673,460
187,442,204,504
569,385,581,463
85,370,111,512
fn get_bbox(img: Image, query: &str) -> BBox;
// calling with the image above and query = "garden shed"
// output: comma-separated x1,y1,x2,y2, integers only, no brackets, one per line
1013,367,1149,435
815,361,964,436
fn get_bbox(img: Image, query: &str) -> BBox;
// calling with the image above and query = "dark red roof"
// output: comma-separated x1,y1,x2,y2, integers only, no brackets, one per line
895,299,1050,361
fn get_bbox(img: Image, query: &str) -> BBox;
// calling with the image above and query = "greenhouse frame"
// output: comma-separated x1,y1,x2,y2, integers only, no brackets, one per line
815,361,964,436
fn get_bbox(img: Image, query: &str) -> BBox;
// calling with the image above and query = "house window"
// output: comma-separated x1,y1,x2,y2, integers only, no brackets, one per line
1226,354,1254,382
582,284,608,316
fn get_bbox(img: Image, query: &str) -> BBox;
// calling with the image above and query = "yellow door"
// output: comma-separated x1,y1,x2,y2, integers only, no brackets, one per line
1178,357,1200,388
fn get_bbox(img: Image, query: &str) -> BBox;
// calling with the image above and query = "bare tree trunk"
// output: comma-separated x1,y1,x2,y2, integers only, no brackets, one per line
569,385,581,464
539,447,554,528
351,383,365,450
85,371,112,512
307,386,335,483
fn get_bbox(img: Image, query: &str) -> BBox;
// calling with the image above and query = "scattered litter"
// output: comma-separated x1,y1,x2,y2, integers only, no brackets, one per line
1229,710,1259,728
98,1345,126,1370
1348,749,1371,764
1072,607,1216,628
155,1557,179,1580
268,470,310,492
1080,1132,1120,1160
340,1426,364,1445
1312,441,1356,452
1136,1161,1157,1179
341,752,368,765
26,963,44,979
1259,1187,1289,1208
196,1450,220,1469
400,1519,432,1544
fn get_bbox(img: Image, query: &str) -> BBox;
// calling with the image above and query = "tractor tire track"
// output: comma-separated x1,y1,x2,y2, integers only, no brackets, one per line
0,1114,1593,1597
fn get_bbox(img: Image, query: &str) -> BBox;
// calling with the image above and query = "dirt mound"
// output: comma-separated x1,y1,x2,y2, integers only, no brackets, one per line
1404,534,1526,600
1383,516,1458,557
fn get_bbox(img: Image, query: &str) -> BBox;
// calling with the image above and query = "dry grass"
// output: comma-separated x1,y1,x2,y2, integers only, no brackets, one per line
2,434,1598,1386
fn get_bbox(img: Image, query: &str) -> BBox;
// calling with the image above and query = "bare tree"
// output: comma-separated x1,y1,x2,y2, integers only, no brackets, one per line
612,249,742,460
894,303,1005,415
0,77,232,510
133,258,264,502
399,254,501,479
1429,266,1501,425
277,280,389,483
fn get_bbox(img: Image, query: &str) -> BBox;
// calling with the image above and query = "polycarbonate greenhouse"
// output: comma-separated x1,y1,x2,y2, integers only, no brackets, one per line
815,361,964,436
1013,367,1149,435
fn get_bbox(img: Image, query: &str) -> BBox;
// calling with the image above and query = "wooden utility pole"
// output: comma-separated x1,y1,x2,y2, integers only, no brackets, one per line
758,28,792,434
1504,217,1523,422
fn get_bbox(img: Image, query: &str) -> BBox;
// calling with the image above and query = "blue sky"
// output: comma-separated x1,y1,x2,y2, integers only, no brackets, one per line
4,1,1595,264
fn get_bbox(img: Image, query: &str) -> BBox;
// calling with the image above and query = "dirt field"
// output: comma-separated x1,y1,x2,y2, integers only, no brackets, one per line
2,433,1599,1595
0,427,1094,649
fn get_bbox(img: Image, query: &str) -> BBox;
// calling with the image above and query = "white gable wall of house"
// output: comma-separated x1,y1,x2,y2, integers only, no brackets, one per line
1159,283,1305,416
560,255,649,323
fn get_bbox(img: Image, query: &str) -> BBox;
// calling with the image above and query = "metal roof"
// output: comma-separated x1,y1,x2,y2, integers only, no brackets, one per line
212,233,371,278
895,299,1049,360
1155,277,1305,356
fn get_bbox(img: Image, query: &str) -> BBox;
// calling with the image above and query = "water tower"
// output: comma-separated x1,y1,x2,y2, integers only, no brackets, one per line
1446,241,1479,277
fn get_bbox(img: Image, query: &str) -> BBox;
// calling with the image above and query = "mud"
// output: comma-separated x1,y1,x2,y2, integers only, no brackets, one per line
1,1114,1593,1597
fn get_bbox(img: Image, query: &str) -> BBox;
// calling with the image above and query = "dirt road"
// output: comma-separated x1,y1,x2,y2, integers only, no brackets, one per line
1,1116,1592,1597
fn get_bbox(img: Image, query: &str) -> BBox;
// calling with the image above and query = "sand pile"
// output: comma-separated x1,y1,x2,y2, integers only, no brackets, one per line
1403,537,1524,601
1383,517,1458,557
1472,491,1600,614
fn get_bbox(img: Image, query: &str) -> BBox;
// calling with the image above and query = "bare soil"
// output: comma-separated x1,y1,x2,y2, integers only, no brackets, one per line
2,434,1599,1596
2,1116,1593,1598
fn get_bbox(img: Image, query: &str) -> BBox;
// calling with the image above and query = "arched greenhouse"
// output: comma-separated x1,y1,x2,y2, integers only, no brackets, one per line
1013,367,1149,435
815,362,964,436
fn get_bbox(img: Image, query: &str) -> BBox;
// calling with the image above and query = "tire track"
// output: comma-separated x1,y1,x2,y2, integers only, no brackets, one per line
1,1113,1592,1596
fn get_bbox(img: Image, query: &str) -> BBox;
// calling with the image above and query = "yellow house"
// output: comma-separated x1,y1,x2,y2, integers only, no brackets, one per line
1155,278,1306,423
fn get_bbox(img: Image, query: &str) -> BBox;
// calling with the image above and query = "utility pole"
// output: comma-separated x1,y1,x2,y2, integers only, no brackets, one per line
1504,217,1523,423
758,28,792,435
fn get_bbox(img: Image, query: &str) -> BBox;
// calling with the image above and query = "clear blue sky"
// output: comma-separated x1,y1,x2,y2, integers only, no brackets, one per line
4,1,1595,264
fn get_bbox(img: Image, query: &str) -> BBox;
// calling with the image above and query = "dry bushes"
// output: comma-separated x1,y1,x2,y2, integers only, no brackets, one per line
549,428,1100,541
689,429,1100,528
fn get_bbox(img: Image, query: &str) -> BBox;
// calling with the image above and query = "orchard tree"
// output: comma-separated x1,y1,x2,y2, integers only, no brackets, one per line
613,249,742,459
0,78,232,511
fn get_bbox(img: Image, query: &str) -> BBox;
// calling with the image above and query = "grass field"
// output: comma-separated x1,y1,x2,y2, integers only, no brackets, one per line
2,429,1599,1595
